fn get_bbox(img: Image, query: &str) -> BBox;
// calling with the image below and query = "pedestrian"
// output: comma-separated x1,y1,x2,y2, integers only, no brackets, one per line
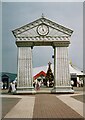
8,82,12,93
11,82,16,92
36,82,40,90
33,81,35,88
15,82,17,89
47,80,49,87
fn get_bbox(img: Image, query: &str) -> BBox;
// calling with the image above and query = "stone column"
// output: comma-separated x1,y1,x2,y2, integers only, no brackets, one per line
52,47,74,93
16,47,36,94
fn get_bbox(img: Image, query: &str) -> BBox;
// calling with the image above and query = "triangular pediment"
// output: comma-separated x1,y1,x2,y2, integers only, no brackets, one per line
12,17,73,37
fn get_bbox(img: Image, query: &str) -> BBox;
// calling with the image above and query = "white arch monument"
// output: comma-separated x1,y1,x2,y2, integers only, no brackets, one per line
12,16,74,94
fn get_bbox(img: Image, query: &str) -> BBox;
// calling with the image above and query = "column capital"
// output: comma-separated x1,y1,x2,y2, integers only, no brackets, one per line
16,41,34,47
52,41,70,47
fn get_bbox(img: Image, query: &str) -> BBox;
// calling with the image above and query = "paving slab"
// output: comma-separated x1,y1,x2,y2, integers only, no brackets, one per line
4,96,35,118
2,97,21,119
33,94,83,119
57,94,84,117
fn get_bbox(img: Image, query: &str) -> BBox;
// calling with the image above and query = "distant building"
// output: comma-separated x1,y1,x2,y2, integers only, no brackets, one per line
33,71,46,86
1,72,17,89
2,74,9,89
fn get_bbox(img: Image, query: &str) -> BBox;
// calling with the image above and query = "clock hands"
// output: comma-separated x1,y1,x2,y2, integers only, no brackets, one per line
41,25,45,32
42,28,45,32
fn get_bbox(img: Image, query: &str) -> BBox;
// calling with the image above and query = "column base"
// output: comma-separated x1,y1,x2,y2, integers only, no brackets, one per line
51,86,74,94
14,87,36,94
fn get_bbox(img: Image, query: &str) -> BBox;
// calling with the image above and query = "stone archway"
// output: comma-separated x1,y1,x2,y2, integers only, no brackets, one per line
12,16,74,94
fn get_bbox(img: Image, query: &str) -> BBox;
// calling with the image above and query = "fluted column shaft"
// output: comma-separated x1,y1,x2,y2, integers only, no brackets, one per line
17,47,33,88
54,47,70,87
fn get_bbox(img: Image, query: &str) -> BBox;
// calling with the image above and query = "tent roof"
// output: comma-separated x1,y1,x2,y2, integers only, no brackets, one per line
34,71,46,80
69,64,83,75
33,63,83,77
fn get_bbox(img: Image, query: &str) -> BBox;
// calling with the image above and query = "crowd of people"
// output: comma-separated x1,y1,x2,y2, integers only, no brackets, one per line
71,79,83,87
33,80,54,90
1,78,83,93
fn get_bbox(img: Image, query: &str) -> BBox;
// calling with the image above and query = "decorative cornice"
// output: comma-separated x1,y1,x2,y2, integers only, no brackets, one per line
16,36,70,41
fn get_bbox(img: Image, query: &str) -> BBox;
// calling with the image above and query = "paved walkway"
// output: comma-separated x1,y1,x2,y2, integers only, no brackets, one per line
1,92,84,120
33,94,83,119
4,96,35,118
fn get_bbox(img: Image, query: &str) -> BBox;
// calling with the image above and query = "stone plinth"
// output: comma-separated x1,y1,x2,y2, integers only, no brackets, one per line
15,87,36,94
51,86,74,93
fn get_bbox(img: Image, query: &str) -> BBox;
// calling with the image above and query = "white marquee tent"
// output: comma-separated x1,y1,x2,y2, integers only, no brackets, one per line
33,63,83,77
33,63,84,87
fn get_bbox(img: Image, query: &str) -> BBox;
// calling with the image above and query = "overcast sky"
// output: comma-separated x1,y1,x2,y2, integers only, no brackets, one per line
2,2,83,73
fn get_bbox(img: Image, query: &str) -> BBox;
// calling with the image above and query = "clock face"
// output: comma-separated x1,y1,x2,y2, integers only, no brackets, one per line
37,24,49,36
